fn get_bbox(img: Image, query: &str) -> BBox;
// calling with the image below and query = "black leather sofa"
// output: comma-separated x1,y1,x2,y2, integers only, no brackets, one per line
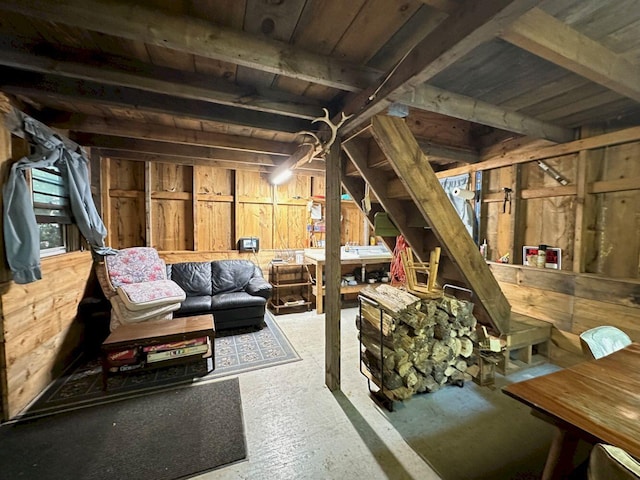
166,259,272,330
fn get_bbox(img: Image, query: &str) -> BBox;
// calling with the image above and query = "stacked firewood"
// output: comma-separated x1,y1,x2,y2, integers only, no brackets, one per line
357,284,478,401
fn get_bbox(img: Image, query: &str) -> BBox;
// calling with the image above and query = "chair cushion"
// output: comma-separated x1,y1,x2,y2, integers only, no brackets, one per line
588,444,640,479
116,280,186,311
580,326,632,360
105,247,167,288
169,262,213,296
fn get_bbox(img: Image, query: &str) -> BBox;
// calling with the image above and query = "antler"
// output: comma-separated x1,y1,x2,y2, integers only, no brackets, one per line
311,108,354,154
297,130,322,148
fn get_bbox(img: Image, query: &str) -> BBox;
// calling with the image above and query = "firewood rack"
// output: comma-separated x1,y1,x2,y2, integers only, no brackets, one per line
357,294,395,411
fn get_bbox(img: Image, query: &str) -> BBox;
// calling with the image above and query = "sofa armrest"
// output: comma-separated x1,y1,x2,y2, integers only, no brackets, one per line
246,277,272,299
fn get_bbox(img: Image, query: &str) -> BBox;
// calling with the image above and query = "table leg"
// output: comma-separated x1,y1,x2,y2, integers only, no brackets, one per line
541,427,580,480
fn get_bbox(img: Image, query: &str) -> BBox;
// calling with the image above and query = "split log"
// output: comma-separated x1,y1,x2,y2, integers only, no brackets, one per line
357,285,482,402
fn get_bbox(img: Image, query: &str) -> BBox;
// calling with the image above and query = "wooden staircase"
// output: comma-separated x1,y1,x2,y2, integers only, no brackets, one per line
340,116,550,352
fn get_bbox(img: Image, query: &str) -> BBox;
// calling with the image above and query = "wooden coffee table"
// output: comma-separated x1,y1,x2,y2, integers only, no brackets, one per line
101,314,215,390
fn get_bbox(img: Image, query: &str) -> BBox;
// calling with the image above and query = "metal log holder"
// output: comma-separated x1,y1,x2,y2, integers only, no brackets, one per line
358,294,394,411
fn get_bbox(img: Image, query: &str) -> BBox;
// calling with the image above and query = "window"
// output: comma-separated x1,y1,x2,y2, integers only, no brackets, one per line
31,167,73,256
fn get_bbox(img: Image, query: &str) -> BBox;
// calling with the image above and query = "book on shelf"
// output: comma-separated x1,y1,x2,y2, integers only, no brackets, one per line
142,337,208,353
146,343,209,363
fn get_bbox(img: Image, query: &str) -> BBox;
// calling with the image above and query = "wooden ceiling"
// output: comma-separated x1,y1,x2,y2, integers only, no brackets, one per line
1,0,639,176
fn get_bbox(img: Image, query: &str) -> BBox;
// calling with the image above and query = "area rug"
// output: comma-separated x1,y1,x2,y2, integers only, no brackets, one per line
19,312,299,419
0,378,245,480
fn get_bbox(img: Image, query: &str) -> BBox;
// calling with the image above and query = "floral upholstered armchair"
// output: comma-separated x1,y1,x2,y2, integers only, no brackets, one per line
96,247,186,331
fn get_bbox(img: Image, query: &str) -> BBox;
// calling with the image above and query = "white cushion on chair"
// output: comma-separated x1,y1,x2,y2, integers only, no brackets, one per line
588,444,640,480
116,280,186,311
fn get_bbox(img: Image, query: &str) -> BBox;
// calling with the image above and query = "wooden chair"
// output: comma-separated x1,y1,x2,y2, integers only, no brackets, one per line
399,247,441,295
579,326,632,360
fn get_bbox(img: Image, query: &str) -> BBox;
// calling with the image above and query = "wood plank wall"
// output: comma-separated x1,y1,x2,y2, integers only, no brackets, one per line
489,262,640,342
482,133,640,278
0,251,93,419
102,157,365,254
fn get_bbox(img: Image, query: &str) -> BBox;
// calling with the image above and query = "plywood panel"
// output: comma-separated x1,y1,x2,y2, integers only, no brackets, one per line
195,166,233,195
486,166,514,262
498,282,574,331
151,200,194,251
110,196,145,248
109,158,144,190
274,204,307,251
341,202,364,245
152,163,192,193
593,141,640,278
236,170,271,200
197,201,233,251
1,251,92,419
276,175,310,202
237,203,273,250
312,176,326,197
573,298,640,341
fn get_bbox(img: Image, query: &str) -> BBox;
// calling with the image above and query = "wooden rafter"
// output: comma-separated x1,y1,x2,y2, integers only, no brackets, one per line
398,84,574,143
52,115,297,156
340,0,542,134
0,70,309,133
0,0,380,92
0,42,323,120
502,8,640,103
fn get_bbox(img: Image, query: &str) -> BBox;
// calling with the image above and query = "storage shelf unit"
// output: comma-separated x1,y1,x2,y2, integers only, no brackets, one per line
268,262,313,314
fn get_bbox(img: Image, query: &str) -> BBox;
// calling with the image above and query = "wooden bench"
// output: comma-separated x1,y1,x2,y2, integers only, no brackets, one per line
100,314,215,390
497,313,552,375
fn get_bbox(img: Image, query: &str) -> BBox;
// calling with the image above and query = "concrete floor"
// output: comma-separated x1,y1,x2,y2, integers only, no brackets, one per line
195,308,562,480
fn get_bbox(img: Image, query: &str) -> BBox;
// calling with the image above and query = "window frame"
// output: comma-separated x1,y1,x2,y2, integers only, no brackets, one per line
28,166,78,257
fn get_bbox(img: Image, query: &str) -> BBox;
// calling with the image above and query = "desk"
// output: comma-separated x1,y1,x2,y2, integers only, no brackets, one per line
503,343,640,479
304,249,392,314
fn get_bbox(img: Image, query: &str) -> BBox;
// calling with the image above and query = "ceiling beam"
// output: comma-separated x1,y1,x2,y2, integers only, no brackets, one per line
416,139,480,164
73,134,284,167
0,41,322,119
98,149,325,173
501,8,640,103
398,84,574,143
340,0,542,134
98,150,270,173
0,0,380,92
0,69,310,133
50,114,297,156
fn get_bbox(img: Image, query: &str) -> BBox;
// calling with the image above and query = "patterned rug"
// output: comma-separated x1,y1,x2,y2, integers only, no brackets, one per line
18,313,299,420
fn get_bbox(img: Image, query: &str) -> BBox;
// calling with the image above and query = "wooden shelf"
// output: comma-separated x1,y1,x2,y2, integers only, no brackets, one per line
269,263,313,314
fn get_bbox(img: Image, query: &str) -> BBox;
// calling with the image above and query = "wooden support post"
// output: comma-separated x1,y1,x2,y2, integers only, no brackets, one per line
325,140,342,391
144,161,152,247
100,156,111,247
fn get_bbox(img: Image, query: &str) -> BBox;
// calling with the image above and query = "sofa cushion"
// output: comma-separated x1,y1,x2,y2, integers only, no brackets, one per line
176,296,213,315
210,291,267,310
169,262,213,296
210,260,260,295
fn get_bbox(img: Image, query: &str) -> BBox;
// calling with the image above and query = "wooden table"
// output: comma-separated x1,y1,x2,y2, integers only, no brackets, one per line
304,250,392,314
503,343,640,479
101,314,215,390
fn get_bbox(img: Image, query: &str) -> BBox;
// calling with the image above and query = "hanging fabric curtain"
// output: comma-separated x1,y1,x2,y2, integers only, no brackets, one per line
3,108,114,284
439,173,475,239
